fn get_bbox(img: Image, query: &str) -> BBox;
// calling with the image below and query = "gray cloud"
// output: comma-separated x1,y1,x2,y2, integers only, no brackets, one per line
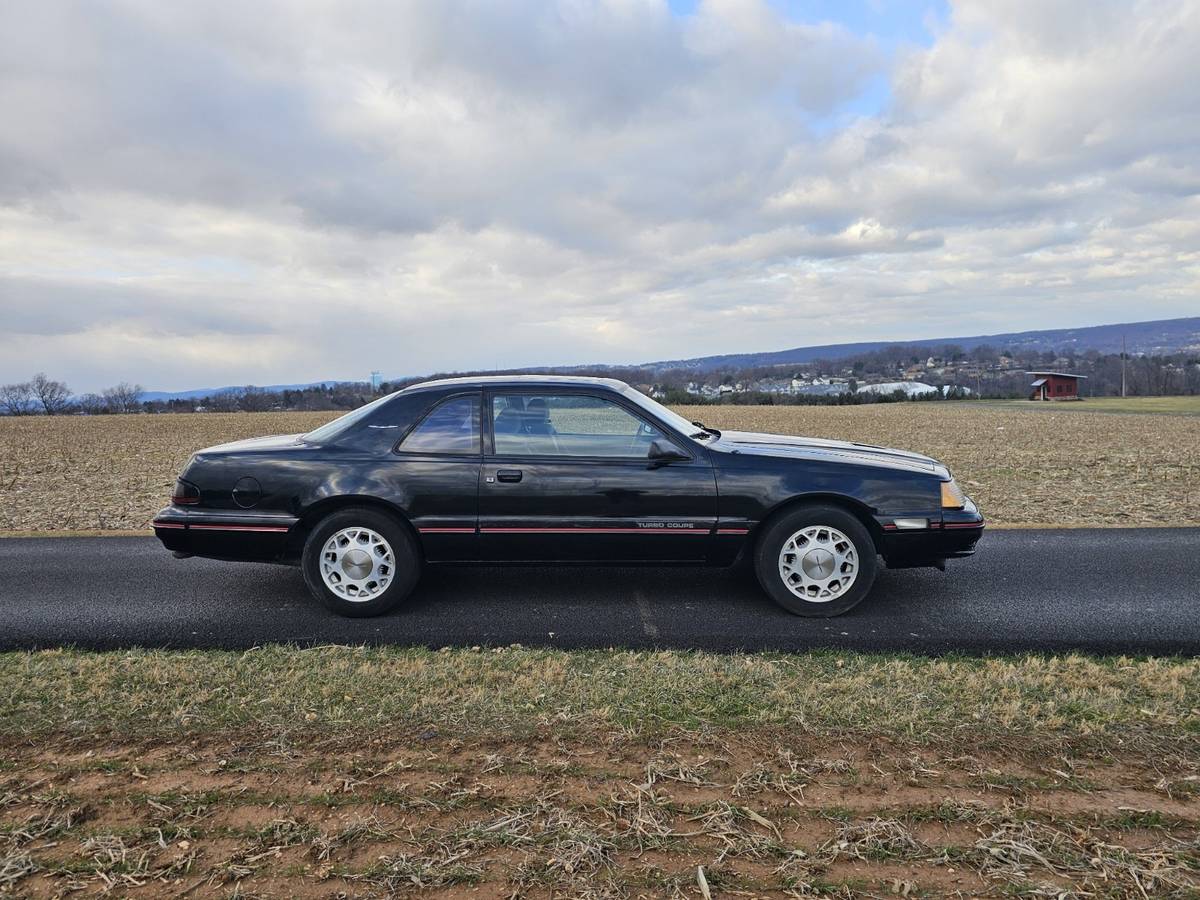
0,0,1197,391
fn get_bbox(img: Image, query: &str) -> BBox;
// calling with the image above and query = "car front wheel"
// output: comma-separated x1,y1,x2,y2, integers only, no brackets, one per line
754,504,878,617
301,507,420,617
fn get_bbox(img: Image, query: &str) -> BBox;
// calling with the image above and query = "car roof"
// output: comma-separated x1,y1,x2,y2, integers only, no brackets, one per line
402,374,630,393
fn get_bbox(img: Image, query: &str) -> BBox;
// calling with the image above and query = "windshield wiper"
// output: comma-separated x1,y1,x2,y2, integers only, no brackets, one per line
690,421,721,440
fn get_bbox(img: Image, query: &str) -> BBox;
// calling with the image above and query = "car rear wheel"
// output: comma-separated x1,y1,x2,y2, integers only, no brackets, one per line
301,507,420,617
754,504,878,617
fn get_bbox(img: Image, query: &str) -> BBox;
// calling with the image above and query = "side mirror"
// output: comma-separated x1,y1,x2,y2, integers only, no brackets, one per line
647,438,689,467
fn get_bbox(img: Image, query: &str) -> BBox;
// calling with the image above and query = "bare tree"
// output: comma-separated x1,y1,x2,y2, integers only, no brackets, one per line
207,388,244,412
30,373,72,415
0,381,35,416
76,392,108,415
238,386,274,412
102,382,143,414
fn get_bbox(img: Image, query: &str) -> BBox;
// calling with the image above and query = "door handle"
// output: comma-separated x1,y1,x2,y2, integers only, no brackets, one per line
496,469,523,483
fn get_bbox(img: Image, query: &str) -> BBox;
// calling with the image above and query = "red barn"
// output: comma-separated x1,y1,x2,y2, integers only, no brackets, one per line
1027,371,1086,401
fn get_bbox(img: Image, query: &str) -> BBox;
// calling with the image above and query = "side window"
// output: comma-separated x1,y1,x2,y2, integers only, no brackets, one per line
398,396,480,454
491,394,666,458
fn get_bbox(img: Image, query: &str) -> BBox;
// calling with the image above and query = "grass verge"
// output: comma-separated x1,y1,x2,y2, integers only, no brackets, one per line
3,647,1197,751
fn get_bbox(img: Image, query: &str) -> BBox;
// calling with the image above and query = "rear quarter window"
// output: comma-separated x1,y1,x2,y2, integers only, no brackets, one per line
327,393,432,452
397,395,481,455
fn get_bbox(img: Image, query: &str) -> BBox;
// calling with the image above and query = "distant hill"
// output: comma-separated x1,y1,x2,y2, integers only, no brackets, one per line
141,380,355,402
639,316,1200,372
143,316,1200,397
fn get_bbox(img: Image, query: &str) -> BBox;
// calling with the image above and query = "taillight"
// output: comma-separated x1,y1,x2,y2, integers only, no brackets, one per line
172,479,201,505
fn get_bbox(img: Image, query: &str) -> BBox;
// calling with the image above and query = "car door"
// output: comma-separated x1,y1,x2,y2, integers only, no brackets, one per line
390,391,482,561
479,390,718,562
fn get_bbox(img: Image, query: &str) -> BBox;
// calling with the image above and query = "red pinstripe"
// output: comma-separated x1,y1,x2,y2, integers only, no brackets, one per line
189,524,291,533
480,527,710,534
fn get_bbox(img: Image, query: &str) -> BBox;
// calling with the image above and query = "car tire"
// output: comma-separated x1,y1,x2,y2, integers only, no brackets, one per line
301,507,420,617
754,504,878,617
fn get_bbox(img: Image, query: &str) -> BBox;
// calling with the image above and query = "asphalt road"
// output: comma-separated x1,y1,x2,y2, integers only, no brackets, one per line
1,529,1198,654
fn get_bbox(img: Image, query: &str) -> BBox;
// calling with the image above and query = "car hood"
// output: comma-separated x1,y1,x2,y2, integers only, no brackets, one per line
197,434,305,456
710,430,944,475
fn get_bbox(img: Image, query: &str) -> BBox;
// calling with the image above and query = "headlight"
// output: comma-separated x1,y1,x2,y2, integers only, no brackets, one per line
940,479,966,509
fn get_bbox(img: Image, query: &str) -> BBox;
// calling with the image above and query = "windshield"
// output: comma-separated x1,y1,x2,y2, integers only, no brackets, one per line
619,386,707,439
302,391,399,443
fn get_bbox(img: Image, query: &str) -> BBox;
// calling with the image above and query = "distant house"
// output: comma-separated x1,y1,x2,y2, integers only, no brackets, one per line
1027,371,1086,401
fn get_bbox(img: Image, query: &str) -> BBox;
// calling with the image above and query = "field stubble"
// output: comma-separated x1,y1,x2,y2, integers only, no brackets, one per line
1,403,1197,531
4,731,1198,898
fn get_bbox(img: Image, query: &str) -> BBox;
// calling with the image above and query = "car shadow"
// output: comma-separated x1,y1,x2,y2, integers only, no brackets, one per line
147,556,962,655
232,560,943,621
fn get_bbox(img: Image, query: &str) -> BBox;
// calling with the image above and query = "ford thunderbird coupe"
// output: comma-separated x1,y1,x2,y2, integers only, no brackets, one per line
153,376,983,617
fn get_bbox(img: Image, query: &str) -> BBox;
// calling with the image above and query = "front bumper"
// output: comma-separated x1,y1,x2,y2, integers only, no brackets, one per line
876,498,985,568
152,506,299,562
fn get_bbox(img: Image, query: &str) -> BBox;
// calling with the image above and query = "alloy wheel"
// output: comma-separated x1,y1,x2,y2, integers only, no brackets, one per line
777,525,859,602
319,526,395,601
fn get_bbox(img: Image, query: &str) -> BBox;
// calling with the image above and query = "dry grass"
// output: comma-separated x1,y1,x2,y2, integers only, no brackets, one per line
982,395,1200,416
3,402,1199,532
0,411,330,532
3,647,1198,752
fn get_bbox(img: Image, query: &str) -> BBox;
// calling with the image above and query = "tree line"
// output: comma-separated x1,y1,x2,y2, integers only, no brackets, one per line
0,374,143,416
2,346,1197,416
658,347,1200,401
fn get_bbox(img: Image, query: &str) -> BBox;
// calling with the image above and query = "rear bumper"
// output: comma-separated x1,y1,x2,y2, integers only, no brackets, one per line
152,506,299,561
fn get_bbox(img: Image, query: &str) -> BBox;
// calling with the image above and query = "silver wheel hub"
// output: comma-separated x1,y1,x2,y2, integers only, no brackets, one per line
802,548,836,579
778,525,859,602
320,527,394,602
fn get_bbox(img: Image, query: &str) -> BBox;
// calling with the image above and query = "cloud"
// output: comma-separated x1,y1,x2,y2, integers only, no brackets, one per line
0,0,1197,391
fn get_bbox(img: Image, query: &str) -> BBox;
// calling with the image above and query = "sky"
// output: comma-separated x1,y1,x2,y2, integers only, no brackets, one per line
2,0,1198,392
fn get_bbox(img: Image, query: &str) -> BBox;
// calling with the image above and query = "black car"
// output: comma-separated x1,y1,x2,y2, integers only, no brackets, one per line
154,376,983,617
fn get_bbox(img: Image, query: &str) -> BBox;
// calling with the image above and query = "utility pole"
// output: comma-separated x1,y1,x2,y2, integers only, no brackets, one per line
1121,335,1127,398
